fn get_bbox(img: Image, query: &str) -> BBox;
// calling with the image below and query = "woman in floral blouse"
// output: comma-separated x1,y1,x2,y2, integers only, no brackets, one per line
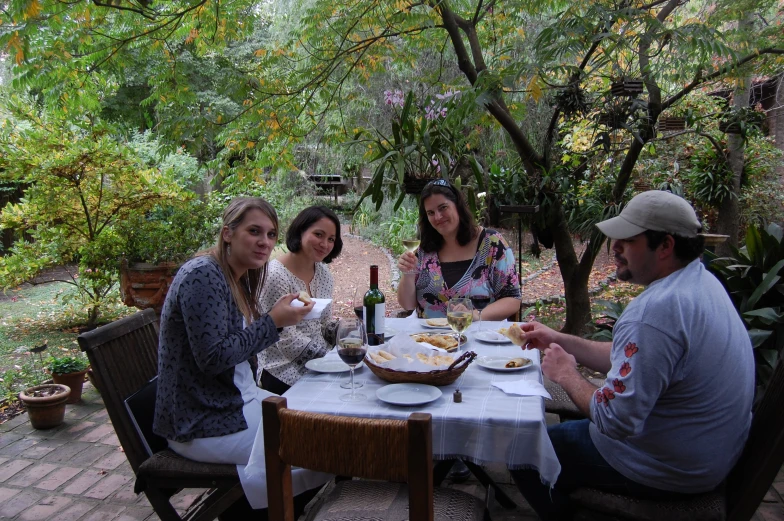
397,180,522,319
257,206,342,394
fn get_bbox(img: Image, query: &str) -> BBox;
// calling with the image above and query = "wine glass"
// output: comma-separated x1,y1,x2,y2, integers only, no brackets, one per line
400,228,420,275
447,298,473,353
352,286,367,321
336,318,368,402
470,295,491,331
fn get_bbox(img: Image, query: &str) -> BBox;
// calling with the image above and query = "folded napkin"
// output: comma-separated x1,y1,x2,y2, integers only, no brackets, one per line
290,298,331,320
492,380,552,399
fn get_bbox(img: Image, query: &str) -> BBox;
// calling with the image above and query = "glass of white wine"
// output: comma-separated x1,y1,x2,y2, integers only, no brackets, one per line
400,226,420,275
447,297,473,353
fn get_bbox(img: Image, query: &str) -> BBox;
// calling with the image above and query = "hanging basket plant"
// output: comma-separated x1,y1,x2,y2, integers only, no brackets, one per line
718,107,765,137
611,78,644,97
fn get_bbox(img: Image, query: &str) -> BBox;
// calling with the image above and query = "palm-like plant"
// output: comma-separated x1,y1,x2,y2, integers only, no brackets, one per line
706,223,784,400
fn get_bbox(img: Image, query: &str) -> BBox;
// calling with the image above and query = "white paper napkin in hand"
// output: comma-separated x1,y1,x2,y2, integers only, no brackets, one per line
291,298,331,320
492,380,552,399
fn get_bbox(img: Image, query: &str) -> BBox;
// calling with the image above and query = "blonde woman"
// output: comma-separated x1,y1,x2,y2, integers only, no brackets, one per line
154,197,329,513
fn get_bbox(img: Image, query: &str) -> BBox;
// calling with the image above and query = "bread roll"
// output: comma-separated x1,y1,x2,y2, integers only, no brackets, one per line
297,291,312,303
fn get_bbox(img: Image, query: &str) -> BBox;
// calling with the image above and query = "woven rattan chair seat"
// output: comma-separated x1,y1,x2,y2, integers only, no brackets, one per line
570,487,725,521
134,449,239,492
306,481,486,521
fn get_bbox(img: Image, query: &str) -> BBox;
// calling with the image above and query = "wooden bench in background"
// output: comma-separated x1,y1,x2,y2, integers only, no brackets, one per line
308,174,348,204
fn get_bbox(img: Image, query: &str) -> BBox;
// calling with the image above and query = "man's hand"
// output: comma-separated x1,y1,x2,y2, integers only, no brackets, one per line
541,343,579,384
398,251,417,275
268,293,314,328
520,321,560,352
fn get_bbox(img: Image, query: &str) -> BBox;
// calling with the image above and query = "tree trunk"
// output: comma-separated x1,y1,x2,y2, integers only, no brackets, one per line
549,199,599,335
716,48,752,254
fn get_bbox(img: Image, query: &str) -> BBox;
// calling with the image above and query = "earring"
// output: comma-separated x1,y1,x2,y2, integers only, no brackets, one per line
227,244,232,257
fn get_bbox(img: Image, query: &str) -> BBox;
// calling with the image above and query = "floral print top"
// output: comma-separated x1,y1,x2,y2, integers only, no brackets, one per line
414,229,521,318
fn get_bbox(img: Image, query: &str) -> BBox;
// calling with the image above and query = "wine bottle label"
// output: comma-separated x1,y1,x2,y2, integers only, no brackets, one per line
364,303,386,345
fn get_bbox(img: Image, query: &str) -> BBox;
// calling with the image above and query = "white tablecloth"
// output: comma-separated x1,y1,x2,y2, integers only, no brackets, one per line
248,318,561,486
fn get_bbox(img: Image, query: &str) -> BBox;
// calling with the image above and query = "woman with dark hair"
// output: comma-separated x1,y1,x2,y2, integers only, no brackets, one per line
257,205,343,394
154,197,329,512
397,179,522,319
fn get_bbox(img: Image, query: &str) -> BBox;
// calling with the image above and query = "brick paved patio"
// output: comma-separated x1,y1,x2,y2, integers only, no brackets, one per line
1,382,782,520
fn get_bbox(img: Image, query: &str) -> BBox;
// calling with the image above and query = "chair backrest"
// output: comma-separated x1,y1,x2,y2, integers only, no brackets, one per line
262,396,434,521
77,308,160,472
124,376,168,457
727,357,784,521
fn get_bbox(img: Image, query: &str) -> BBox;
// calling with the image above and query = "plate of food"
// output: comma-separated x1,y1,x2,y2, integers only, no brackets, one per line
476,355,532,372
305,356,363,373
421,317,450,329
376,383,442,406
410,332,466,352
474,330,512,344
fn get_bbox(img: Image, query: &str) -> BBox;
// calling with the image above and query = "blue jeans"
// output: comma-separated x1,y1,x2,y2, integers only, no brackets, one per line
510,419,690,520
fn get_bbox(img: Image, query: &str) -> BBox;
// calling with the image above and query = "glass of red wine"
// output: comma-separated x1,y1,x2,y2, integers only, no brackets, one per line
336,318,368,402
352,286,367,320
470,295,492,331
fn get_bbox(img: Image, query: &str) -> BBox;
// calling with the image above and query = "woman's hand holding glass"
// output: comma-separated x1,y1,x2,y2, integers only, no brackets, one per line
398,251,419,276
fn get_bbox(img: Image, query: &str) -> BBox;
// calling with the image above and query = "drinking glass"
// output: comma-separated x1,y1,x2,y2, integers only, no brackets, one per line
470,295,491,331
336,319,368,401
400,228,420,275
447,298,473,352
352,286,367,320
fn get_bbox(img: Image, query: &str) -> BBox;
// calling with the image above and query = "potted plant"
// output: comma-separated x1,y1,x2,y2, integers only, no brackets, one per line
718,106,765,137
355,89,473,205
18,384,71,429
117,200,216,313
49,354,90,404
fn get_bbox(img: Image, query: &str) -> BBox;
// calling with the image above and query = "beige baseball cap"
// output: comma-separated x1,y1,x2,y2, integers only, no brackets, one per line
596,191,701,239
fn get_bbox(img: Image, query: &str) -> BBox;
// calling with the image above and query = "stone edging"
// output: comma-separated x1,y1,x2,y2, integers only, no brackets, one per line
344,233,400,290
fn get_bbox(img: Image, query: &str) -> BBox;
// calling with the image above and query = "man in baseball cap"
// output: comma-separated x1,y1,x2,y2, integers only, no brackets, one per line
510,190,754,520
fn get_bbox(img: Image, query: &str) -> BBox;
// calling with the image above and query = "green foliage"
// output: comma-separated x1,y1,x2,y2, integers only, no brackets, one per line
586,299,628,341
350,198,418,255
707,223,784,398
684,140,734,207
0,98,182,325
117,200,218,265
47,355,90,375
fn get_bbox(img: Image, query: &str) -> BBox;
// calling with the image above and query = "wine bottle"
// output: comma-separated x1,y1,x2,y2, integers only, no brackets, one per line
363,265,386,345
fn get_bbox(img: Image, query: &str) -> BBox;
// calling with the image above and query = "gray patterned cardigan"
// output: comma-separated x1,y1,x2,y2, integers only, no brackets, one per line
153,255,280,442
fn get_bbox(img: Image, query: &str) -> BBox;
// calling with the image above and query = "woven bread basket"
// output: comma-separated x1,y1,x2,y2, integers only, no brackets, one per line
364,351,477,386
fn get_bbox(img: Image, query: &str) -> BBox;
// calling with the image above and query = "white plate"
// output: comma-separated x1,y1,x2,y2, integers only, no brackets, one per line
376,383,442,406
305,357,364,373
476,356,532,372
474,330,512,344
421,319,450,329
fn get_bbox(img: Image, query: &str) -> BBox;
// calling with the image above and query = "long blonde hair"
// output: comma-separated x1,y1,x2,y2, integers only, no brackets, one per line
198,197,278,324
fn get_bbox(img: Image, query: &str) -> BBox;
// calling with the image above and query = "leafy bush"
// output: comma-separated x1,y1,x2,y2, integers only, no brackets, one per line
586,299,628,341
707,223,784,400
48,355,90,375
117,200,217,265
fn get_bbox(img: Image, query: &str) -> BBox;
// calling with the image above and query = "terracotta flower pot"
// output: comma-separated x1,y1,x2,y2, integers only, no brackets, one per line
18,384,71,429
52,369,89,404
119,260,180,313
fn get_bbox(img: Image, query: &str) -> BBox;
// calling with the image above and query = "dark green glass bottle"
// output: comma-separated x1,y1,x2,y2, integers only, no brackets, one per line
363,265,386,345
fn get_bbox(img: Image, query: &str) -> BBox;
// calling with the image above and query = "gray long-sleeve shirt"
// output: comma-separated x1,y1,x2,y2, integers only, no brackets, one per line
154,255,279,442
590,259,754,493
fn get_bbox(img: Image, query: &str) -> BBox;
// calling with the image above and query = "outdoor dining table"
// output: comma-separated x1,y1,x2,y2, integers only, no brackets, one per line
276,317,561,501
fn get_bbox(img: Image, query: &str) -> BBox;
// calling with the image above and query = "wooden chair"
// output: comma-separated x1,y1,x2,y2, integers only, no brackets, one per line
77,309,245,521
262,396,489,521
569,356,784,521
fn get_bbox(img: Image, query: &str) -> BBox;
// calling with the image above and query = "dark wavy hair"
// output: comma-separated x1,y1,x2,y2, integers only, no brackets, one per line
644,230,705,264
286,206,343,263
419,180,477,253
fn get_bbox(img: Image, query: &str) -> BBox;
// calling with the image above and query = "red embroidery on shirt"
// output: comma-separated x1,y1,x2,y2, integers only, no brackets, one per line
595,387,616,406
613,378,626,393
624,342,639,358
620,361,632,377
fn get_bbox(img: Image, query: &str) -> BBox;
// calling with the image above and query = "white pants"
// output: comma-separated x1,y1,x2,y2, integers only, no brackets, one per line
168,362,331,509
